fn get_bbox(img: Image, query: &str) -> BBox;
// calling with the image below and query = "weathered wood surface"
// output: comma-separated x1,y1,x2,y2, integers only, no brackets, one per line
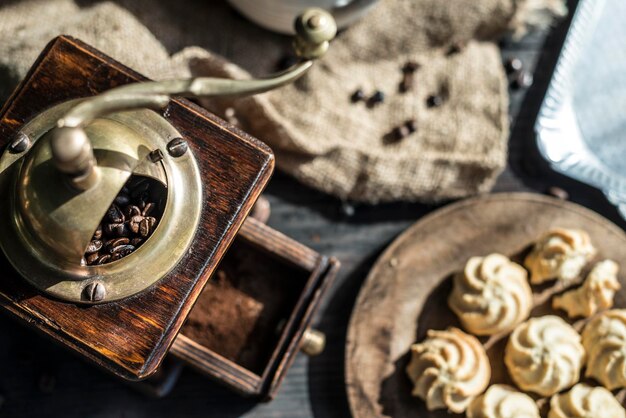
0,36,273,381
346,193,626,418
0,0,624,416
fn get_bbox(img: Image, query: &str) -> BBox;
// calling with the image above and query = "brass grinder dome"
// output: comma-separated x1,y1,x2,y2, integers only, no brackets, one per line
0,100,202,304
0,8,337,305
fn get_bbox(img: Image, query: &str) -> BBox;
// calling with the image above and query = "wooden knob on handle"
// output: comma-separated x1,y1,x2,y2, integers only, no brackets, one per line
50,126,98,190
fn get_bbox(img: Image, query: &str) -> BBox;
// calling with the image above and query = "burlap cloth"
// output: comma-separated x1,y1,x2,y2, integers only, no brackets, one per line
0,0,565,203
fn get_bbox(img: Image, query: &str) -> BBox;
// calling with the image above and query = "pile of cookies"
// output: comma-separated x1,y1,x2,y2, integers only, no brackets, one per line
405,228,626,417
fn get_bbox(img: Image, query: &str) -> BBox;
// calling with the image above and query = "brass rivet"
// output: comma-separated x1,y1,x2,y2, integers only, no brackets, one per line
167,137,188,158
9,132,30,154
83,281,106,302
300,328,326,356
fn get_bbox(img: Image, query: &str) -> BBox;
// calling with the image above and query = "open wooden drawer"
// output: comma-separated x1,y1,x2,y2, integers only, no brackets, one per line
136,216,339,399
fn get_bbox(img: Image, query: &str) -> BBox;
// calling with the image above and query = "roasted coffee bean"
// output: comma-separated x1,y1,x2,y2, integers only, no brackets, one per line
351,88,366,103
139,218,149,237
110,252,122,262
104,223,116,236
96,254,111,265
86,252,99,265
103,223,116,236
400,62,420,92
505,57,523,74
447,41,465,55
393,125,410,140
142,203,154,217
368,91,385,107
114,193,130,206
110,244,135,257
85,240,103,254
400,74,414,93
106,237,130,251
406,119,418,133
139,217,157,237
103,223,122,236
134,194,148,210
112,222,129,237
93,224,103,240
426,94,444,108
129,215,144,234
118,245,135,256
124,205,141,219
132,205,142,217
110,238,130,247
131,238,143,246
403,61,420,73
106,204,125,223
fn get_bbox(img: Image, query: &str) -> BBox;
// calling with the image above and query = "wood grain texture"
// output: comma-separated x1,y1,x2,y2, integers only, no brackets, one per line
170,217,340,398
345,193,626,418
0,36,274,380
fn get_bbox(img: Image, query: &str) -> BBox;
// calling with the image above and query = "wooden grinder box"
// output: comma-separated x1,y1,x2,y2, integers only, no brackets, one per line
0,36,339,399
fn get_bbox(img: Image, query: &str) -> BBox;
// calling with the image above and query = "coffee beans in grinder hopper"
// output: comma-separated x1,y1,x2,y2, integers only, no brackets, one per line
83,175,165,266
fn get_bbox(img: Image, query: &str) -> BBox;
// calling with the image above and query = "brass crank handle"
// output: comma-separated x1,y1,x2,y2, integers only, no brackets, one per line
50,8,337,190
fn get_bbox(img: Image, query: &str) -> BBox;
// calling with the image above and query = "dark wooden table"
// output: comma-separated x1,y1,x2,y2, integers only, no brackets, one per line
0,0,623,416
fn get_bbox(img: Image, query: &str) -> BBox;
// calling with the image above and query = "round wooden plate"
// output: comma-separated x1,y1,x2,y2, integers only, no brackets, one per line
345,193,626,418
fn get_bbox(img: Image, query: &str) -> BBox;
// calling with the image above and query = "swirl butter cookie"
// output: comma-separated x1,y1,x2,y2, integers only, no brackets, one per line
548,383,625,418
582,309,626,390
449,254,532,335
406,327,490,413
524,228,596,284
553,260,620,318
504,316,585,396
467,384,539,418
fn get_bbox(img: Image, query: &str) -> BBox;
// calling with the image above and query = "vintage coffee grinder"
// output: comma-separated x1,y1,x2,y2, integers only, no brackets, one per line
0,9,339,398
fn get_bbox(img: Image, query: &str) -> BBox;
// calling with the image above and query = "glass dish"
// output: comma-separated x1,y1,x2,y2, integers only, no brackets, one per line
535,0,626,219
